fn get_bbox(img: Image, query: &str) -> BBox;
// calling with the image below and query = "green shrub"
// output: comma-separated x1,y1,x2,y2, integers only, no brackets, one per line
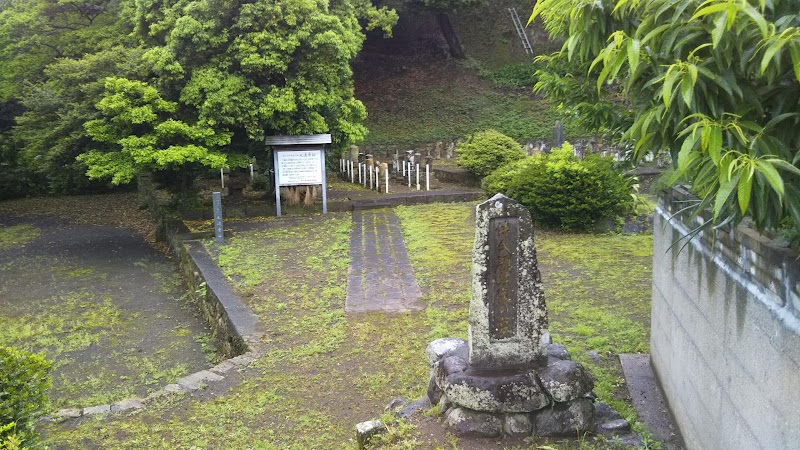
481,156,537,195
0,347,51,449
456,129,525,177
484,142,632,231
250,173,270,192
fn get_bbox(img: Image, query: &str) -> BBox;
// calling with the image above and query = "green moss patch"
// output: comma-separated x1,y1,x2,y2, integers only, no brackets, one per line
0,224,40,249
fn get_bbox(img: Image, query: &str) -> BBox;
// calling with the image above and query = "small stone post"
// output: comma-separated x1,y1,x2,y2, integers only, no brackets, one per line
375,162,380,191
554,120,565,148
212,192,224,244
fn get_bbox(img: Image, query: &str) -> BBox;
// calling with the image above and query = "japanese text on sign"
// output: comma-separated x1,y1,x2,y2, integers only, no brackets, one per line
277,150,323,186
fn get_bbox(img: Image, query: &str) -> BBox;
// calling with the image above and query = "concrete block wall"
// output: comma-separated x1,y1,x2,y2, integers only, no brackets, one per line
651,187,800,450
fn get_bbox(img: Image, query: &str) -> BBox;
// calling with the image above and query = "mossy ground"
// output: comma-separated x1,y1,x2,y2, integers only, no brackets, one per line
0,195,214,410
42,201,654,449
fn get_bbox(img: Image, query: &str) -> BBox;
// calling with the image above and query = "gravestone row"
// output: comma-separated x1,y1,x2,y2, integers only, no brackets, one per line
339,145,434,193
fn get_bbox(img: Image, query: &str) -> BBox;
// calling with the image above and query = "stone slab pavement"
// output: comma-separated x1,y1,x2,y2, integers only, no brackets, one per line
619,353,686,450
345,209,423,313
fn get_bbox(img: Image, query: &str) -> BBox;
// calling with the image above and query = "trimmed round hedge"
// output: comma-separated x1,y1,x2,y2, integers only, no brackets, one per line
456,129,526,176
483,142,632,231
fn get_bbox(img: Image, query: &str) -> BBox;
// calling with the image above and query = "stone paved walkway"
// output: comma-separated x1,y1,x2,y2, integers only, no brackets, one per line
345,209,423,313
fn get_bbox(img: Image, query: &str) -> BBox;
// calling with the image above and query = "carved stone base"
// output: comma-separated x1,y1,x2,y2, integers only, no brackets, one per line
427,337,599,438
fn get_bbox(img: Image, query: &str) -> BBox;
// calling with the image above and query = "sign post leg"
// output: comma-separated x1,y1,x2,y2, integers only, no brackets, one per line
320,150,328,214
274,151,281,217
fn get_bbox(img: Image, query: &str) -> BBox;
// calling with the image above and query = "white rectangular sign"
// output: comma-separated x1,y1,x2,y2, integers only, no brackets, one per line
276,149,323,186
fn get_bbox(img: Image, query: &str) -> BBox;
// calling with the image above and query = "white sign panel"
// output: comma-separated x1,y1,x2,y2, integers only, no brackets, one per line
276,149,323,186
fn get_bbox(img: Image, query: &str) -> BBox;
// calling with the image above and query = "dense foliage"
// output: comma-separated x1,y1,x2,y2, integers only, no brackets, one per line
456,129,526,176
530,0,800,237
0,347,51,449
0,0,397,194
483,143,632,230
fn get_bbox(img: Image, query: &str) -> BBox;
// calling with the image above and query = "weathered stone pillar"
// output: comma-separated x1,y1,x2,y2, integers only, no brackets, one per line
469,193,548,368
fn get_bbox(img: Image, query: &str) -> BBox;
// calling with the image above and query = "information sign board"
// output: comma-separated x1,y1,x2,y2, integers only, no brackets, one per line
276,149,323,186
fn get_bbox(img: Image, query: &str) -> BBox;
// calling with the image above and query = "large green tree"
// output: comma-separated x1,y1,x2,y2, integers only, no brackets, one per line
0,0,133,194
0,0,127,101
76,0,397,186
531,0,800,236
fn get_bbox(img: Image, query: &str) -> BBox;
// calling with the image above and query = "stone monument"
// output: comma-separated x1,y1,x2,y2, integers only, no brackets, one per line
426,194,596,438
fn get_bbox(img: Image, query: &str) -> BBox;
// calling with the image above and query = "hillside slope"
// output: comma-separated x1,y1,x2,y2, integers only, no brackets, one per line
354,0,574,147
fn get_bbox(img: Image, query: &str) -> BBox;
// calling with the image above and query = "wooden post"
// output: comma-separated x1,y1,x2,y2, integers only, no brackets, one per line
426,156,432,191
415,152,421,190
382,163,389,194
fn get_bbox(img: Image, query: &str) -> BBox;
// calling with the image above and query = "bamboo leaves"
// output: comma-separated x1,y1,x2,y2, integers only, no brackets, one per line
532,0,800,235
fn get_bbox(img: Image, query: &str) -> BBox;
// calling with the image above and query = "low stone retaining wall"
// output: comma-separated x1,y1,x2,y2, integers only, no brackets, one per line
651,186,800,450
175,240,262,357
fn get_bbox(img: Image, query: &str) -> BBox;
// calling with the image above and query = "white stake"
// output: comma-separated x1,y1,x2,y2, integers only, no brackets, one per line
385,166,389,193
250,164,254,180
407,162,412,187
220,168,225,189
350,161,354,183
416,163,420,190
426,163,430,191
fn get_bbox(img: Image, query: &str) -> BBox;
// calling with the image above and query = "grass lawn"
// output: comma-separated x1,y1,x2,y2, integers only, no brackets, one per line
41,201,654,449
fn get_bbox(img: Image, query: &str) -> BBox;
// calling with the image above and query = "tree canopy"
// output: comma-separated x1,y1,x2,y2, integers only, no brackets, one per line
0,0,397,193
531,0,800,236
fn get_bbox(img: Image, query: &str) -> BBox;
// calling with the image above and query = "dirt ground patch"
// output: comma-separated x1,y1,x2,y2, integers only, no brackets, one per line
0,194,214,410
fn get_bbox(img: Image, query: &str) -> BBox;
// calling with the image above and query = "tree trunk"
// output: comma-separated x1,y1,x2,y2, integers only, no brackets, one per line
436,12,465,59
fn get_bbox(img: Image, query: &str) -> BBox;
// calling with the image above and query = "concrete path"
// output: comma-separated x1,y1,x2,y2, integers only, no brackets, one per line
345,209,423,313
620,353,685,450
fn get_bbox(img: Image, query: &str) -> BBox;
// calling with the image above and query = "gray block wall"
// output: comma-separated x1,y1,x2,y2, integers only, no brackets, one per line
651,187,800,450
